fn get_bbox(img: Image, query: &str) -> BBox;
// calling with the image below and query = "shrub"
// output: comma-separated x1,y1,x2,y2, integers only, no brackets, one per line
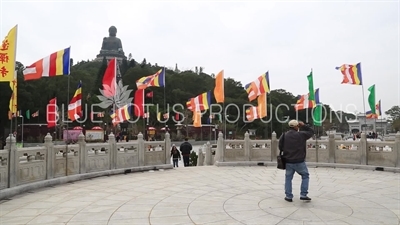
189,151,198,166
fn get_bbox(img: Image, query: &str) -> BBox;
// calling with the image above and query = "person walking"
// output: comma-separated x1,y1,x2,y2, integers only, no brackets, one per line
180,138,192,167
279,120,314,202
171,144,181,167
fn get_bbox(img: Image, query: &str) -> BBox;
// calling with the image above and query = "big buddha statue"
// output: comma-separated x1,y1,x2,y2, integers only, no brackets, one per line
96,26,127,61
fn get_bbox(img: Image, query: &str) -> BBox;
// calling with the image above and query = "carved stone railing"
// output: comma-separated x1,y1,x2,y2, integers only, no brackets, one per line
210,131,400,169
0,132,172,194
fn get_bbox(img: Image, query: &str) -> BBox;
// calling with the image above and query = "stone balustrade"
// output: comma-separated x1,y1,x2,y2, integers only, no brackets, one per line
0,132,172,199
196,131,400,171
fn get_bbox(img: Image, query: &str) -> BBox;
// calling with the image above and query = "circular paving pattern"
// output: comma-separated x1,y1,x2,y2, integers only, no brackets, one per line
0,166,399,225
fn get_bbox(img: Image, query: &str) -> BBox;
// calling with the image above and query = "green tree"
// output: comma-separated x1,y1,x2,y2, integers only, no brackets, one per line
385,106,400,120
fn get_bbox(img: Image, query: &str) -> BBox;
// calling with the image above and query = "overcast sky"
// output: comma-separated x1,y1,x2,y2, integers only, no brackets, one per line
1,0,399,117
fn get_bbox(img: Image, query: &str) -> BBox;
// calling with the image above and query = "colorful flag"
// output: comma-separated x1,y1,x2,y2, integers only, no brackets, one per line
32,110,39,117
193,111,202,127
23,47,71,81
9,70,17,116
190,92,211,112
0,25,17,82
146,91,153,98
246,106,259,121
375,100,381,116
68,81,82,121
335,63,362,85
257,93,267,118
97,112,105,117
368,84,375,114
214,70,224,103
294,92,317,111
307,71,315,102
157,112,161,122
47,97,57,128
110,104,131,125
313,88,322,126
136,68,165,90
186,99,192,111
26,110,30,120
101,58,116,97
134,89,145,117
366,110,378,119
244,71,270,102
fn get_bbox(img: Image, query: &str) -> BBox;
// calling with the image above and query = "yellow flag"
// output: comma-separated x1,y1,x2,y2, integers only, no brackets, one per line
9,70,17,114
213,70,224,103
257,92,267,118
157,112,161,122
193,111,202,127
0,25,18,82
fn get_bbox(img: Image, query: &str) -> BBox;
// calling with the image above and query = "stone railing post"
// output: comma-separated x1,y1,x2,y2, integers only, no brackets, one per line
165,132,171,164
328,133,335,163
44,133,54,179
6,134,17,188
108,133,116,169
215,132,224,162
137,132,145,166
244,132,251,161
271,132,278,162
78,132,86,174
197,145,204,166
360,133,367,165
395,132,400,167
205,141,212,165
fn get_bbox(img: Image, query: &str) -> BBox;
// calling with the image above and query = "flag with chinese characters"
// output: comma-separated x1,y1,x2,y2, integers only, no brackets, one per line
8,70,17,118
0,25,17,82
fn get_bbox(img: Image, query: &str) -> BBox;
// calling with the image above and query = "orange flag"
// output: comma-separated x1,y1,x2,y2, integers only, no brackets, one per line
214,70,224,103
257,92,267,118
193,111,202,127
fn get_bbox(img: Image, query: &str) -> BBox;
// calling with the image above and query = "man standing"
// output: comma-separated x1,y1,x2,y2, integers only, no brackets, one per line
180,138,192,167
279,120,314,202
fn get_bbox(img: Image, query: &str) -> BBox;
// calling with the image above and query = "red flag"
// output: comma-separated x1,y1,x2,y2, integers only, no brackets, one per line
175,113,179,121
46,97,57,128
146,91,153,98
102,58,116,97
134,89,144,117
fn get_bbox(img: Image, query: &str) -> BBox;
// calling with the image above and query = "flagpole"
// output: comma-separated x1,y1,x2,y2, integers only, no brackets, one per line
223,102,226,140
268,94,273,139
163,66,167,131
361,84,367,132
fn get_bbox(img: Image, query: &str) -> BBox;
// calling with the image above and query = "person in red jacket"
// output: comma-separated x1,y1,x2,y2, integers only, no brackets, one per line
279,120,314,202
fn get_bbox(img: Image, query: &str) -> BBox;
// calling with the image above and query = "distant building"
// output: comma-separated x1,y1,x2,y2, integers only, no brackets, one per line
346,113,389,134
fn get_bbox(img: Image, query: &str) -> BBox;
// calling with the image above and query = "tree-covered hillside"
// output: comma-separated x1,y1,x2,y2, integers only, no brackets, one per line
0,58,354,139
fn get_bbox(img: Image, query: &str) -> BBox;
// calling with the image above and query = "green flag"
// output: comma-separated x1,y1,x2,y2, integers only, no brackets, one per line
313,104,322,126
307,71,315,101
26,110,30,119
368,84,376,114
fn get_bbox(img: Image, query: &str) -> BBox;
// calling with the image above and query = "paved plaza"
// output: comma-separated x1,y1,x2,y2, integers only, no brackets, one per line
0,165,399,225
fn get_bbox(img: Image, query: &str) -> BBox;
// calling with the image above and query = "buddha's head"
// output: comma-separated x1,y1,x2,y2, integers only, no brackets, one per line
109,26,117,37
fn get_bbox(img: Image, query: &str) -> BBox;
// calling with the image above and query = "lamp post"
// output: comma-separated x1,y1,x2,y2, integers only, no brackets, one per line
19,115,24,147
214,124,218,143
281,116,289,134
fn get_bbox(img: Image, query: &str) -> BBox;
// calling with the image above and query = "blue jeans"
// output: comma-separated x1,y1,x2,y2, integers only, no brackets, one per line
285,162,309,199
